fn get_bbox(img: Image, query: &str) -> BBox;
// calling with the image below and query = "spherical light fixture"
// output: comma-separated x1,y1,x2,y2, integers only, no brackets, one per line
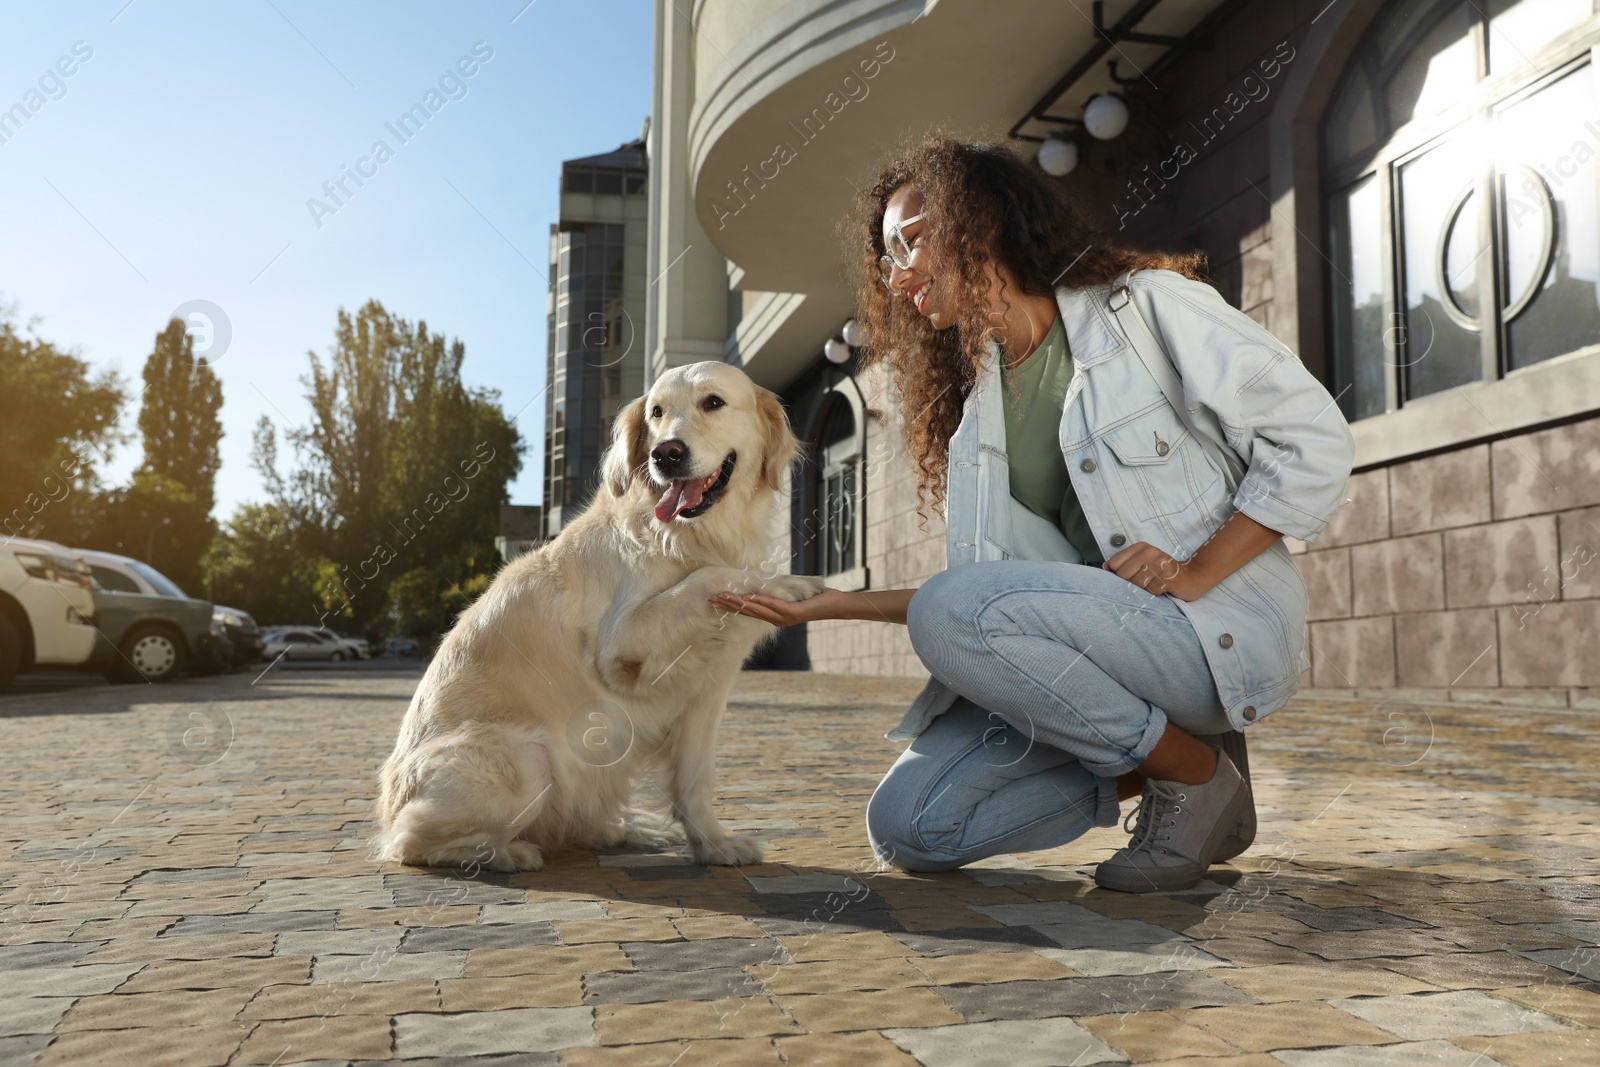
1036,136,1079,177
1083,93,1129,140
823,337,851,365
840,318,866,347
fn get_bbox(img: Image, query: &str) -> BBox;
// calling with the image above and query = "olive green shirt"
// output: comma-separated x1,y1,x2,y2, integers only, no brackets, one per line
999,312,1103,566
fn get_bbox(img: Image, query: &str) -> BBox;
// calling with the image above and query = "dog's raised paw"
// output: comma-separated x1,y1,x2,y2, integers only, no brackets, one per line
764,575,827,603
690,834,765,866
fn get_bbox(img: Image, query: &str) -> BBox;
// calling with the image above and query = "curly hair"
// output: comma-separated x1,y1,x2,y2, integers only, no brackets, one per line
847,130,1211,523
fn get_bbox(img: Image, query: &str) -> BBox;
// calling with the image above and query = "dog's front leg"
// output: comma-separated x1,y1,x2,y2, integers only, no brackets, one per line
597,567,815,690
666,700,764,866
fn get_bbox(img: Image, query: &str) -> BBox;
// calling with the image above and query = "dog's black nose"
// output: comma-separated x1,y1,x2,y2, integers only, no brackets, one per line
651,439,687,469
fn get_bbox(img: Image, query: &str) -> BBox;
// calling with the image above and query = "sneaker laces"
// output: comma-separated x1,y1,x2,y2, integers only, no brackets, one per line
1122,780,1186,853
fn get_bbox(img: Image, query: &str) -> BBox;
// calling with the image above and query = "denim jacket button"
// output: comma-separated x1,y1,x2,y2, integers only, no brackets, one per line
1080,458,1097,473
1242,705,1257,721
1110,533,1126,547
1219,633,1234,649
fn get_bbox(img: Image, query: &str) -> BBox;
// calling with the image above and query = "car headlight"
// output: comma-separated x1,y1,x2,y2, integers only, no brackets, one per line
15,552,93,589
215,610,245,628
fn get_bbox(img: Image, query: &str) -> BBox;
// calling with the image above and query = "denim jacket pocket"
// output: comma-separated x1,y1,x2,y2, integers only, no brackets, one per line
1099,406,1223,529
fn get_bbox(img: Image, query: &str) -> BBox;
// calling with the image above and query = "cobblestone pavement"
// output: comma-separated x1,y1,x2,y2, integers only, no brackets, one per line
4,668,1600,1066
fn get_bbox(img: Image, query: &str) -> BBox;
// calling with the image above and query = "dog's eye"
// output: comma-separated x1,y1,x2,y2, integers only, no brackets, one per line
650,405,662,419
702,394,725,411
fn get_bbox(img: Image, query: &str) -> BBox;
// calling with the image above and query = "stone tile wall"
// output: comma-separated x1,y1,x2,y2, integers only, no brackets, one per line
1293,418,1600,708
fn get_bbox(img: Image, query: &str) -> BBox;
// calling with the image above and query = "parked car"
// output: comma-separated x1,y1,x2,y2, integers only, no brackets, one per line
0,538,99,692
270,625,371,659
213,606,264,666
261,627,352,661
77,549,222,682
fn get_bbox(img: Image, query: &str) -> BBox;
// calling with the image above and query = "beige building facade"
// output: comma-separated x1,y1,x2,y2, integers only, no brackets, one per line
647,0,1600,707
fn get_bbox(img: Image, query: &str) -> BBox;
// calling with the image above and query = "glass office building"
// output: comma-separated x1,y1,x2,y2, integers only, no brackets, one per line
543,136,649,538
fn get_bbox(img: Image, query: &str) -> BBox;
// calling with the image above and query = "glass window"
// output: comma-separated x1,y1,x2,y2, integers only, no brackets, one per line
815,394,860,577
595,170,622,196
563,168,593,194
128,561,186,598
1489,0,1598,72
1385,3,1477,132
1322,0,1600,419
90,566,140,594
626,173,646,195
1326,175,1388,420
1494,62,1600,366
1399,133,1488,399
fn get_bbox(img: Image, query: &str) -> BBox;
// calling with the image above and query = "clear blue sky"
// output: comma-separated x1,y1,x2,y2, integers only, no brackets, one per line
0,0,652,518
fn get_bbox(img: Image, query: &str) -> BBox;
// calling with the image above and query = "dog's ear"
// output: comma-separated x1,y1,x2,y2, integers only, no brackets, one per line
754,386,799,492
601,396,650,497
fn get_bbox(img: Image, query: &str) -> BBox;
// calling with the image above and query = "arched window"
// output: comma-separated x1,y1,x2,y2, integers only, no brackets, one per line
1324,0,1600,422
814,391,861,578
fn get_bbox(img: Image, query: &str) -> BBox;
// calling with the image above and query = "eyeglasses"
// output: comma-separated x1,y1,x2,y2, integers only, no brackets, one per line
877,213,925,291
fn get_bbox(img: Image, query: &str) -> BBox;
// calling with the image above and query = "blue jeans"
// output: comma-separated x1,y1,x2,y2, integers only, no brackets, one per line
866,560,1232,872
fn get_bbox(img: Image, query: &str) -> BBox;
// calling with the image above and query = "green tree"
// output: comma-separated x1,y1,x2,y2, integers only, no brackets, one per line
86,320,224,593
201,503,333,625
256,300,523,632
0,311,125,543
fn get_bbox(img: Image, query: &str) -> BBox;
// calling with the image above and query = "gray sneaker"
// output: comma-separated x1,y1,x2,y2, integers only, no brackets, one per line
1208,729,1255,863
1094,750,1249,893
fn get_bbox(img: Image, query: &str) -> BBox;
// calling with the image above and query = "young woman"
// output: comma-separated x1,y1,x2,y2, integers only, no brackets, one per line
712,134,1355,892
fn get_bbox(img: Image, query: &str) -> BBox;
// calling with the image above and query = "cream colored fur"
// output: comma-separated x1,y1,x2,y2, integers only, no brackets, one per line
374,362,823,872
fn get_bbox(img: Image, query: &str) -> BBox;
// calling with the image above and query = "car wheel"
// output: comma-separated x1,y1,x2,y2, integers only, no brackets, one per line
330,650,345,662
115,624,187,683
0,613,20,693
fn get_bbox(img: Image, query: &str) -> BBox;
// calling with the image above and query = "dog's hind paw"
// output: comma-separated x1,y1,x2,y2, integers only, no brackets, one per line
763,575,826,603
690,834,765,866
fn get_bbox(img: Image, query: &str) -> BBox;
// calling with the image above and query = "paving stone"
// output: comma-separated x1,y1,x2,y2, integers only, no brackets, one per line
776,1031,923,1065
163,910,340,936
623,937,785,971
778,931,912,962
1461,1028,1598,1065
57,986,257,1031
1034,941,1229,977
593,997,802,1044
888,926,1063,956
780,987,963,1033
399,922,559,952
564,1037,783,1065
243,977,440,1019
117,955,311,993
34,1021,254,1066
0,942,100,969
937,971,1254,1022
1331,989,1573,1040
1170,1001,1427,1052
478,900,607,923
394,1005,595,1057
756,957,932,995
3,962,144,997
1079,1011,1245,1060
233,1013,394,1064
311,948,466,983
276,927,404,957
439,975,583,1011
586,965,766,1003
1275,1040,1510,1066
883,1016,1127,1066
0,998,75,1037
1212,962,1439,1001
0,1035,52,1065
462,943,632,978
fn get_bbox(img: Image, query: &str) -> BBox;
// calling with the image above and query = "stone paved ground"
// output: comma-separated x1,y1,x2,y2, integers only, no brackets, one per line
4,667,1600,1066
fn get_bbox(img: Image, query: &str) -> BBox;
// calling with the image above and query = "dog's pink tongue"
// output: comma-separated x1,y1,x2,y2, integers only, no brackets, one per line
654,478,706,523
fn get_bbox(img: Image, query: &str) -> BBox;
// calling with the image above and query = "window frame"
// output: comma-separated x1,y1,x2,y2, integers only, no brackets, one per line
1322,4,1600,422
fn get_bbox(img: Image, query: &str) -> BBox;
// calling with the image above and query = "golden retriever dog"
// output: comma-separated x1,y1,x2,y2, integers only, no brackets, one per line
375,361,823,872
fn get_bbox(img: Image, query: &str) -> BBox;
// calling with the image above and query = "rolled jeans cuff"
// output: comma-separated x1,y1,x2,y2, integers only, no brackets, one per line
1093,775,1122,828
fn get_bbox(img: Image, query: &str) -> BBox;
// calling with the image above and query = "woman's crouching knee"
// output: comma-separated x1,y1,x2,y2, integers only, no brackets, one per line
864,785,966,874
905,566,986,679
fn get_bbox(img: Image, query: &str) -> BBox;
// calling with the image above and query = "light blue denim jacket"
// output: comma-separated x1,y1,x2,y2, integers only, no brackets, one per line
888,269,1357,742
